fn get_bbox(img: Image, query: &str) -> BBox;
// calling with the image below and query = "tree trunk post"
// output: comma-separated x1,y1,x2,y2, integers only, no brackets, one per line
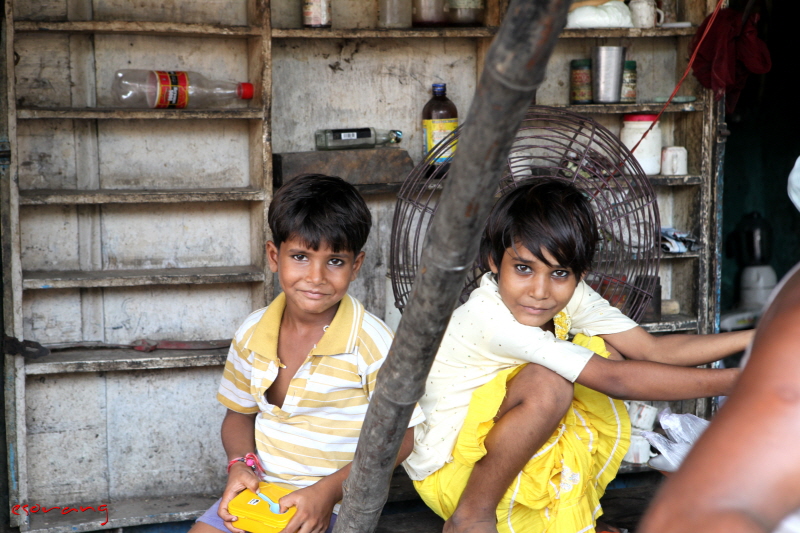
333,0,571,531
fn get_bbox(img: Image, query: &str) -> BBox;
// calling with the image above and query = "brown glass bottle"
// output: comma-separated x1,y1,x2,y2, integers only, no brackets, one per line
422,83,458,179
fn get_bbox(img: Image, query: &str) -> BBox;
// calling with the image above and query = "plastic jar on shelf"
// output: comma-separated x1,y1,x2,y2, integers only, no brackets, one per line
620,114,662,175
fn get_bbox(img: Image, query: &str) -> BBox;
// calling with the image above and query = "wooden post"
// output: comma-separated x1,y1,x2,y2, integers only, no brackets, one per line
333,0,571,531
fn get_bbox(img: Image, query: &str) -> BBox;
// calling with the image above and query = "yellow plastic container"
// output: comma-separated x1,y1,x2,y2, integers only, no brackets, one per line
228,482,296,533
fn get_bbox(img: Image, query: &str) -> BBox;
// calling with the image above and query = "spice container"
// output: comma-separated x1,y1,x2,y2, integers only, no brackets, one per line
570,59,592,105
620,114,662,175
620,61,637,104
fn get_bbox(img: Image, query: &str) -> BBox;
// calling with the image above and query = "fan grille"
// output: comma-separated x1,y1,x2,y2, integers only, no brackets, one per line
390,105,661,322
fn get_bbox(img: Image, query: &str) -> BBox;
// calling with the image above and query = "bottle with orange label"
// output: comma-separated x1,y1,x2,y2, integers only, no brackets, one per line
422,83,458,174
112,70,254,109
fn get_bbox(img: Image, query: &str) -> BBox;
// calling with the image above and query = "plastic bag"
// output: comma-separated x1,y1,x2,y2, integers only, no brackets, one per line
640,407,710,472
566,1,634,29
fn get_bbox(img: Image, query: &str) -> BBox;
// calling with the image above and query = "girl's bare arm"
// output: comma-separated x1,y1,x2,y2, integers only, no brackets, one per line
601,326,754,366
576,355,738,401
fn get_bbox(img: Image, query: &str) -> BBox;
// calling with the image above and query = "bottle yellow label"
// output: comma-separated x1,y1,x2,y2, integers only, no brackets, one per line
423,118,458,164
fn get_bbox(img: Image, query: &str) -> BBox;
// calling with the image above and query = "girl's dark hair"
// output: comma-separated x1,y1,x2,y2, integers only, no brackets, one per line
268,174,372,254
479,178,598,279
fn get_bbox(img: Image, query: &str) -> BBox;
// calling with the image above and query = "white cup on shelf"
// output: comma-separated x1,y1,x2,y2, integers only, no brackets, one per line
626,400,659,431
623,433,658,464
661,146,688,175
629,0,664,28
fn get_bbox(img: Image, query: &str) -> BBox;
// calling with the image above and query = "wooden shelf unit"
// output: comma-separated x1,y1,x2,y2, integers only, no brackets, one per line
3,1,273,530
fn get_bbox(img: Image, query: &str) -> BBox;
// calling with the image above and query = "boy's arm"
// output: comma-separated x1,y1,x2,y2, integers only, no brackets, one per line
576,354,739,400
600,326,754,366
217,410,260,533
278,427,415,533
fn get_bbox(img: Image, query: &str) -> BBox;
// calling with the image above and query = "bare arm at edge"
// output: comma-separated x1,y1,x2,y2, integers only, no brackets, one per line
639,267,800,533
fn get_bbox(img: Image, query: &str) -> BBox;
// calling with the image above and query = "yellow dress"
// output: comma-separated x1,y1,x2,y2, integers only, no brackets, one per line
413,312,631,533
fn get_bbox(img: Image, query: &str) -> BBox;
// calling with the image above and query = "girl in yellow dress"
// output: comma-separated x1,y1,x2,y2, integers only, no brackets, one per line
404,179,751,533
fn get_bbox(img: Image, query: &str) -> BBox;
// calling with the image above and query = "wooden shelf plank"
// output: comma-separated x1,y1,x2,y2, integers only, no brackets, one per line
640,314,698,333
14,22,694,40
22,265,265,290
648,174,703,186
25,346,228,375
15,20,263,37
271,27,498,38
17,108,262,120
25,494,218,533
547,102,703,113
559,27,696,38
24,492,444,533
661,250,702,259
19,187,265,205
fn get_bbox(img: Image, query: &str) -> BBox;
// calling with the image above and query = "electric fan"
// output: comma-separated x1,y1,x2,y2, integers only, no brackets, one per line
390,105,661,322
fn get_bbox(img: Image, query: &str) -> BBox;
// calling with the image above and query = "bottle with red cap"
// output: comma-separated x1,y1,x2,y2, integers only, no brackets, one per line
112,70,254,109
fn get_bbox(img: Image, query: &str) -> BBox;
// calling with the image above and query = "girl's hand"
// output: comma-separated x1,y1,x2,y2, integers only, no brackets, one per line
218,462,261,533
278,480,338,533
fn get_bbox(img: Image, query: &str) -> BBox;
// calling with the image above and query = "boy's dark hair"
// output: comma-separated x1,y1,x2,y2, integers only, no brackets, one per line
480,178,598,279
268,174,372,254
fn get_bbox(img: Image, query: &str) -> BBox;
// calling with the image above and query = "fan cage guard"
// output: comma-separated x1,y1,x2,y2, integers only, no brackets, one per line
390,105,662,322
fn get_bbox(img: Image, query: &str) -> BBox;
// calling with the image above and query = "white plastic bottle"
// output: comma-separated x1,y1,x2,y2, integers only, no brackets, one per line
620,114,662,175
112,70,254,109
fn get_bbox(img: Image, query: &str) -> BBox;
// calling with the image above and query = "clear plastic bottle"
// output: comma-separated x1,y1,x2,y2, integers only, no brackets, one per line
111,70,254,109
422,83,458,167
315,128,402,150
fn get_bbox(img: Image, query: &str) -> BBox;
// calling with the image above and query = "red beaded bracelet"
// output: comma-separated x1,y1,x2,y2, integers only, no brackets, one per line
227,453,265,477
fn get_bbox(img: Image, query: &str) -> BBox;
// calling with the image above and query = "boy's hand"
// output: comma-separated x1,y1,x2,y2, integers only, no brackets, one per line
278,479,339,533
218,462,261,533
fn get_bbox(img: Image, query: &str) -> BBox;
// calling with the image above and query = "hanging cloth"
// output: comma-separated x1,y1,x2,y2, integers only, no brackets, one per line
689,7,771,113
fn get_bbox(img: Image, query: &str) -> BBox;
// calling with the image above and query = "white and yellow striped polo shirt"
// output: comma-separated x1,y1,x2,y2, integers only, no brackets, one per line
218,292,425,494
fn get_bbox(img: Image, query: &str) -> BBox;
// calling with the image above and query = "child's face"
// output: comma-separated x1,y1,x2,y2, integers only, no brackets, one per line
267,236,364,319
489,243,579,328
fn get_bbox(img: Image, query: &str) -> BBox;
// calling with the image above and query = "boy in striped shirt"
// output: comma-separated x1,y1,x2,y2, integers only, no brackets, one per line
192,175,424,533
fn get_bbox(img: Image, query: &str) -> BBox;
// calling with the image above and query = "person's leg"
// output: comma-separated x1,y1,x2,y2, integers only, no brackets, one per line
189,500,228,533
444,364,574,533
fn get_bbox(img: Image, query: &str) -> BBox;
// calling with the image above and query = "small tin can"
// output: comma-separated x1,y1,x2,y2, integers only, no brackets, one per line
570,59,593,105
620,60,637,104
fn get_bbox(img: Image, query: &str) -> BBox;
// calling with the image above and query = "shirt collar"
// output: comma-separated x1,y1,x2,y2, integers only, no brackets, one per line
476,271,570,339
245,293,360,360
